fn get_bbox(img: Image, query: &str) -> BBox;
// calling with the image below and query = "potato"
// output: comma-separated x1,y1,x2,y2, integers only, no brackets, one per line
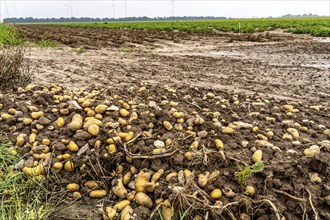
16,136,25,147
95,104,108,114
1,113,14,120
95,113,103,120
112,177,128,199
287,128,299,139
210,189,222,199
67,114,83,131
42,139,51,146
89,190,107,198
114,200,130,211
84,118,102,128
161,206,172,220
194,116,204,125
120,205,133,220
135,192,153,208
64,161,75,172
135,170,152,192
60,109,70,115
8,108,16,115
184,169,193,181
123,172,132,185
67,183,80,191
163,121,173,131
68,141,79,152
151,169,164,183
128,112,138,123
84,180,98,189
53,162,63,170
215,139,224,149
105,207,117,220
125,132,134,142
22,164,44,176
108,144,117,154
23,118,33,125
72,191,82,200
304,145,320,157
184,152,193,160
245,185,255,196
56,117,65,127
197,174,208,187
119,109,129,117
127,191,136,201
252,150,262,162
166,172,178,182
222,127,234,134
31,111,44,119
87,124,100,136
189,141,199,150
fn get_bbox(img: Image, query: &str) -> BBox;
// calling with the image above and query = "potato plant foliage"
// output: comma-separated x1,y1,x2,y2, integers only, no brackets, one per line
236,161,264,188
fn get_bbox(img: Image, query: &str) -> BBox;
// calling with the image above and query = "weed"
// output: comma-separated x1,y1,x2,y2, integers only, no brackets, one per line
0,47,34,91
0,139,49,220
37,39,56,48
76,46,86,55
0,24,21,46
118,47,133,52
236,161,264,188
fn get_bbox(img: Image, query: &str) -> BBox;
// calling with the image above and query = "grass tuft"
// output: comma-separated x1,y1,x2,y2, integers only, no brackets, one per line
0,139,54,220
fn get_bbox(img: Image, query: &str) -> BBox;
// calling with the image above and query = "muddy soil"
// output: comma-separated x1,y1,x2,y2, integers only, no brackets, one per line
0,25,328,219
17,25,330,106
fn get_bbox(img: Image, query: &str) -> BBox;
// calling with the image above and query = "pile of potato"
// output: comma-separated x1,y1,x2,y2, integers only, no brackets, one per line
0,83,329,219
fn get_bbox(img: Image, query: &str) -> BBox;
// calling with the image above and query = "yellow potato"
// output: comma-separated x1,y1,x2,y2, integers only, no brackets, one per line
165,172,178,182
53,162,63,170
95,104,108,114
114,200,130,212
42,139,51,146
8,108,16,115
67,183,80,191
252,150,262,162
23,118,33,125
56,117,65,127
67,114,83,131
31,111,44,119
105,207,117,220
135,170,152,193
197,174,208,187
163,121,173,131
1,113,14,120
87,124,100,136
135,192,153,208
15,136,25,147
120,205,133,220
214,139,224,149
222,127,234,134
184,152,193,160
83,118,102,128
64,161,75,172
89,190,107,198
151,169,164,183
112,177,128,199
245,185,255,196
84,180,98,189
68,141,79,152
119,109,129,117
210,189,222,199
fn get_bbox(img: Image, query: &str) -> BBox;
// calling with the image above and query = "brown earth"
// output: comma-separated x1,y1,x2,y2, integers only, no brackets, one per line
0,25,329,219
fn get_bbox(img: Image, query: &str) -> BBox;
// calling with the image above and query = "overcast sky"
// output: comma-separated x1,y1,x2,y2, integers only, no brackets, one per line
0,0,329,20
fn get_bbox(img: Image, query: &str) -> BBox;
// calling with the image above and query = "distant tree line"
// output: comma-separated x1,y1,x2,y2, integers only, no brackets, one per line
4,16,227,23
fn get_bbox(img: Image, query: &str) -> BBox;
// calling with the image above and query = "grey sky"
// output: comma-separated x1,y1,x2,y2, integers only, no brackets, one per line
0,1,329,20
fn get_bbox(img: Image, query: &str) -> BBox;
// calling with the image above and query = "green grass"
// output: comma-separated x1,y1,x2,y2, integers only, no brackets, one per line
36,39,57,48
0,24,21,46
0,139,52,220
46,17,330,37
